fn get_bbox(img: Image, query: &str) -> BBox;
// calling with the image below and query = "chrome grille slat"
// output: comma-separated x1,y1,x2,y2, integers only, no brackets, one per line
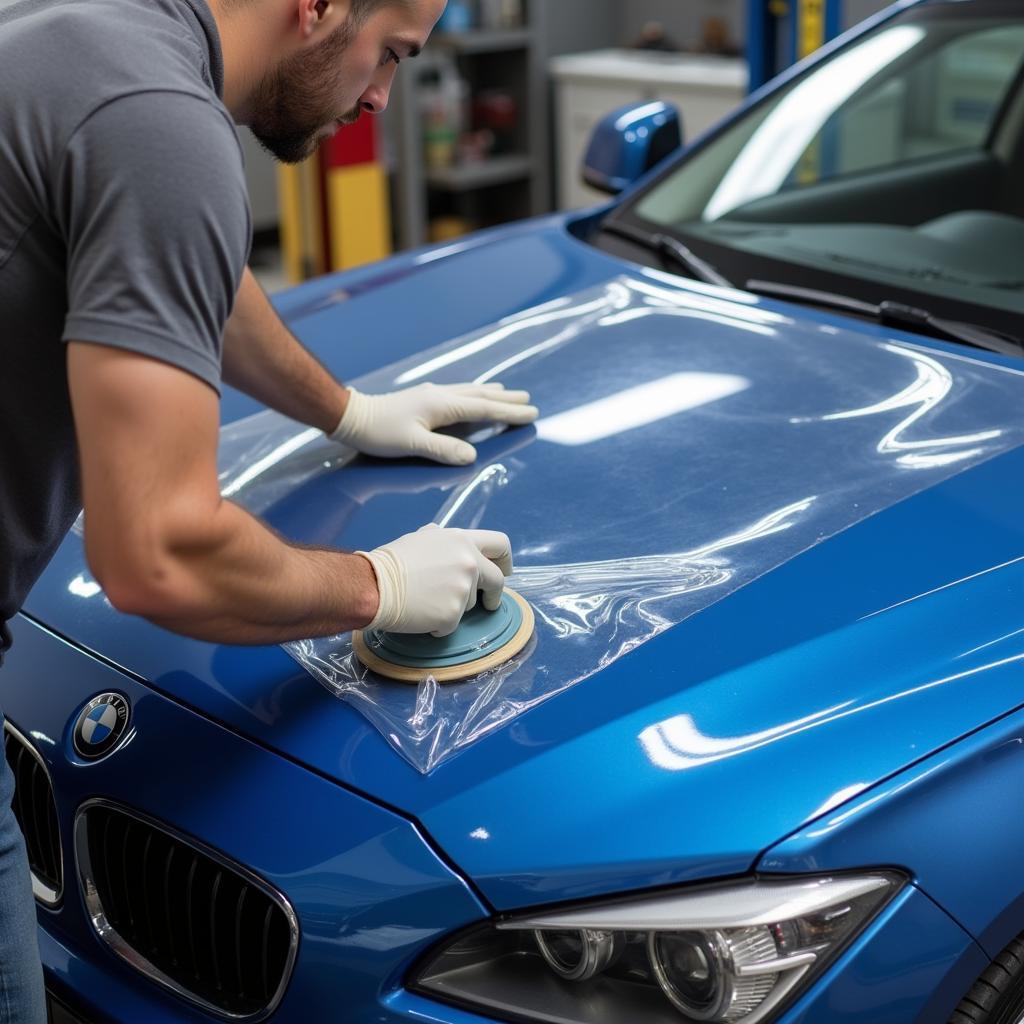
233,886,247,1001
161,844,178,969
3,722,62,905
209,868,224,997
75,801,297,1020
139,831,155,956
260,904,274,1004
185,854,200,982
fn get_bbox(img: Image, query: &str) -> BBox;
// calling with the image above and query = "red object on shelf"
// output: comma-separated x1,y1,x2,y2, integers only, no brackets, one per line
323,111,378,168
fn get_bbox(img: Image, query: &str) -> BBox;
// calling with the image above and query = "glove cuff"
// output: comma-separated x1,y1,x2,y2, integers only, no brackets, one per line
356,547,404,632
329,387,368,445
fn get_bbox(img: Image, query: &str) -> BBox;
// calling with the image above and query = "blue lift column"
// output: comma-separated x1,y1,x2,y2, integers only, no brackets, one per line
746,0,845,92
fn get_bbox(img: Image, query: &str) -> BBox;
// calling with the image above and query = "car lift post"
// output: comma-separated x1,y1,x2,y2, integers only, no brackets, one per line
746,0,845,92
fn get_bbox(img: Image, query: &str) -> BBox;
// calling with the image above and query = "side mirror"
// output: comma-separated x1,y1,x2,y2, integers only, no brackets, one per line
582,101,683,196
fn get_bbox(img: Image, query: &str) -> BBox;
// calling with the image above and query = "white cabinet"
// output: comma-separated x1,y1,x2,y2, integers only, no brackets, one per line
550,50,747,210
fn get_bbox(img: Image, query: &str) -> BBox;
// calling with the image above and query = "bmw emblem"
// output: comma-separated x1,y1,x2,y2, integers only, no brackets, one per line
73,693,131,760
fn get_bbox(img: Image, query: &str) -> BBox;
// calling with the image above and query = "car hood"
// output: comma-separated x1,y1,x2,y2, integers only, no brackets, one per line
23,218,1024,908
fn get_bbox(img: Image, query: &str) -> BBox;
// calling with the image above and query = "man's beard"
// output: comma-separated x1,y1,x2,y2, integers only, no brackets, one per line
249,19,360,164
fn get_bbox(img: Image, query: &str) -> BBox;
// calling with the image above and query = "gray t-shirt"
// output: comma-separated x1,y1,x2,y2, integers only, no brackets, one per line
0,0,251,633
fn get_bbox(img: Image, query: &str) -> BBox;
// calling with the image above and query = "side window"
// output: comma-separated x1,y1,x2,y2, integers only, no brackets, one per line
786,25,1024,187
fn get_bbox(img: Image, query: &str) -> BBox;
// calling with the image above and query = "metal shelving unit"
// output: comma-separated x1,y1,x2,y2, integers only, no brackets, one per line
425,153,534,191
432,28,532,54
388,1,550,250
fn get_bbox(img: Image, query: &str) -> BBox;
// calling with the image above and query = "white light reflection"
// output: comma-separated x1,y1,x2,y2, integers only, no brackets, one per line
639,266,766,308
596,305,777,337
515,498,815,638
394,287,628,385
437,463,510,528
627,275,789,326
956,625,1024,661
536,373,749,447
805,783,871,822
639,704,852,771
639,653,1024,772
797,343,1002,468
68,574,102,598
862,554,1024,622
682,496,815,561
219,427,321,498
615,101,670,131
413,239,479,265
337,925,439,951
476,320,592,383
704,26,925,220
803,760,948,839
496,294,575,323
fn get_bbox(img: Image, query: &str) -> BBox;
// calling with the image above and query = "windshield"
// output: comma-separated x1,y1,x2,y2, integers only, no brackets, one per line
613,0,1024,333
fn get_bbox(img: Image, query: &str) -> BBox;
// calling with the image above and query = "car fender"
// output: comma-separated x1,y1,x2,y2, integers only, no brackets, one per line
760,699,1024,960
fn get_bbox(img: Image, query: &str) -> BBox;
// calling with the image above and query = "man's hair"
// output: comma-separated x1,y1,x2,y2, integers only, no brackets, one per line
348,0,405,23
224,0,407,18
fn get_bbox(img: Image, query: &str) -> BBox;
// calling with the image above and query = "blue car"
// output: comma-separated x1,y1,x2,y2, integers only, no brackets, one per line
9,0,1024,1021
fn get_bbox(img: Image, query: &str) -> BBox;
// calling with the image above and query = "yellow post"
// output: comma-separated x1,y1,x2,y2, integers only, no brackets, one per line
795,0,827,184
327,163,393,271
276,158,326,285
798,0,826,58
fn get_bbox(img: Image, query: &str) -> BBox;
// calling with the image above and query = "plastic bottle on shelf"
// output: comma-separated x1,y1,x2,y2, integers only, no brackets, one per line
479,0,522,29
420,57,469,170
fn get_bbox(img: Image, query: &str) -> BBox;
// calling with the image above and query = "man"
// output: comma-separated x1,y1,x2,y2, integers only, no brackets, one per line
0,0,537,1016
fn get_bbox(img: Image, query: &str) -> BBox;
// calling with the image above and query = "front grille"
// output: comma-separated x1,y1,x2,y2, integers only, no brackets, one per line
77,802,297,1019
3,722,62,904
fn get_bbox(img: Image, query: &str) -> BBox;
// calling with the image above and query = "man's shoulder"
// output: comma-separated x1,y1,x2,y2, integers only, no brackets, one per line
0,0,223,150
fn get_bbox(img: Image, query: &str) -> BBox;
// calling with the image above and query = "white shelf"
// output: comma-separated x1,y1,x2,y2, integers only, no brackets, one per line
426,154,534,192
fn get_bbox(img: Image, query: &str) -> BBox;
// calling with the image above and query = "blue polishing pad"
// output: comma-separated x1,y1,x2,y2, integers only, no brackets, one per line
363,591,525,670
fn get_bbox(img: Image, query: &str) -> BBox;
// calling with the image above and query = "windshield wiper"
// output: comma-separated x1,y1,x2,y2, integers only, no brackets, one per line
603,221,733,288
746,280,1023,357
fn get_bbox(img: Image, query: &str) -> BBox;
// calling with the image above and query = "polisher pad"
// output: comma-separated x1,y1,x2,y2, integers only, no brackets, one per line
353,588,535,683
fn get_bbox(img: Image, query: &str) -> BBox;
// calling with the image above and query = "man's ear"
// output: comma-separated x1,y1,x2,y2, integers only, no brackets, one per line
296,0,340,38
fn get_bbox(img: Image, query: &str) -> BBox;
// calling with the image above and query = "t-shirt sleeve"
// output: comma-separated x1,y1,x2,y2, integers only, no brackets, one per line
57,91,251,393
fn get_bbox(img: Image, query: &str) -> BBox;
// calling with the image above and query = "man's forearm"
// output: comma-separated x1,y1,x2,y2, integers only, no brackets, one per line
102,496,379,645
222,268,349,433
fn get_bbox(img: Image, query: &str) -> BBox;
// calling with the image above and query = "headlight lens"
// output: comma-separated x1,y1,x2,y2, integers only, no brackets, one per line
411,873,903,1024
534,929,622,981
649,928,777,1021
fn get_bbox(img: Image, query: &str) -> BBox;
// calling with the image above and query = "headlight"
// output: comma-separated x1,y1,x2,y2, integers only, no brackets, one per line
534,929,622,980
411,873,903,1024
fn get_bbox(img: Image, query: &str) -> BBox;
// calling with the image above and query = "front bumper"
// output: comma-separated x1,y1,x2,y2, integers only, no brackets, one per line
3,615,486,1022
36,882,984,1024
5,614,987,1023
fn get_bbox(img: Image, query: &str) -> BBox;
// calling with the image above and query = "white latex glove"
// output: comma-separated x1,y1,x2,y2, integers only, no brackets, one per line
358,524,513,637
330,383,538,466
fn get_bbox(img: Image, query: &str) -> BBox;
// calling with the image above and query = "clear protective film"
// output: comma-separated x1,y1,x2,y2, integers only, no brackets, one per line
217,275,1024,773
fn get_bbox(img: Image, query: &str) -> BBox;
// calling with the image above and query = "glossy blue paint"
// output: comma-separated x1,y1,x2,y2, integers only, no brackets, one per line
581,100,682,195
3,614,488,1021
37,885,984,1024
762,700,1024,964
774,886,986,1023
22,219,1024,909
10,1,1023,1018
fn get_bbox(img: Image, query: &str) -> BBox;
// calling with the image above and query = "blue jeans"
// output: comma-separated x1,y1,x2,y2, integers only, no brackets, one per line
0,677,47,1023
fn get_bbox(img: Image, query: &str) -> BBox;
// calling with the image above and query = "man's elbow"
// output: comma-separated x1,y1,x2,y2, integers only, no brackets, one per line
92,558,195,621
85,529,211,623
